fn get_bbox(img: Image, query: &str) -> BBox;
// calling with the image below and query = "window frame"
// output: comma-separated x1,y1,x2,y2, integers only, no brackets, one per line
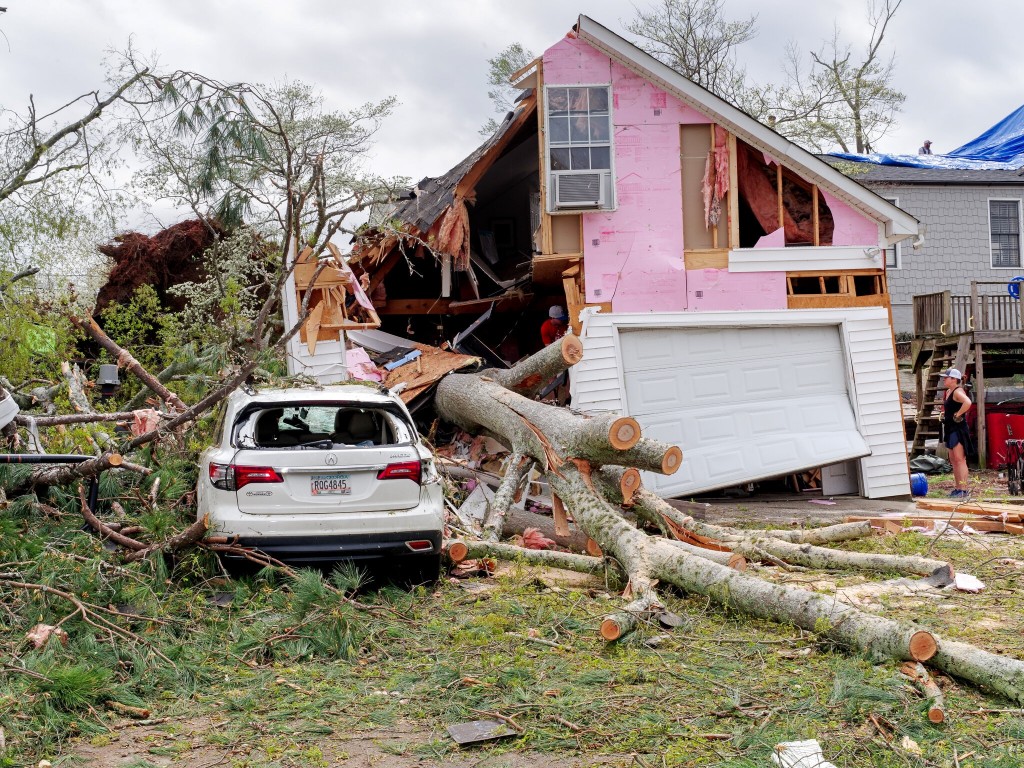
988,197,1023,270
882,196,901,269
543,83,616,214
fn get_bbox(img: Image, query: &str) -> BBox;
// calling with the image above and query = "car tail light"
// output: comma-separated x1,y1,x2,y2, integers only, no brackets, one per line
405,540,434,552
377,461,421,485
209,463,283,491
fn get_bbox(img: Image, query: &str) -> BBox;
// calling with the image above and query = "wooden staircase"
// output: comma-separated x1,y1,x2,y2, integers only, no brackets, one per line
911,336,971,455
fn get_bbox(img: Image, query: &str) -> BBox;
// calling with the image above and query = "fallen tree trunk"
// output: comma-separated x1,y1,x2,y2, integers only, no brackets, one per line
435,335,1024,704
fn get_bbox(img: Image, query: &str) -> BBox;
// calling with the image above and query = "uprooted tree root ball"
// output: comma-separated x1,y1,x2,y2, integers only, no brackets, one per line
436,334,1024,705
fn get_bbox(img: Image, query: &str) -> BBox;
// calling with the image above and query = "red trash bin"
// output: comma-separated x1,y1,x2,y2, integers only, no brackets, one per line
987,412,1011,469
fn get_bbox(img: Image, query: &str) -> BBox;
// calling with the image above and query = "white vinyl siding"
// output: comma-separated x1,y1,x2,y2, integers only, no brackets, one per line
883,197,901,269
989,198,1022,269
571,307,909,499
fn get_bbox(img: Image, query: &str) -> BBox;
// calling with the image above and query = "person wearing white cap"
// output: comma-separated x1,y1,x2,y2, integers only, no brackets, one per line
939,367,972,498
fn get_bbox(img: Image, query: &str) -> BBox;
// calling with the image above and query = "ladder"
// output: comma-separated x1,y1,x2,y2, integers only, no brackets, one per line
911,336,971,455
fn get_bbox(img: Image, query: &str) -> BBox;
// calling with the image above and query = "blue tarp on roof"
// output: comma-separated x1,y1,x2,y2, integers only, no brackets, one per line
829,105,1024,170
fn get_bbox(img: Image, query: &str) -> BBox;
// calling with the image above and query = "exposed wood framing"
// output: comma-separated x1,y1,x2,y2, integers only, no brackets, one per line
562,264,585,335
711,124,719,250
536,59,553,256
776,163,784,231
685,249,729,270
533,253,581,285
812,185,820,246
456,93,537,201
727,132,739,249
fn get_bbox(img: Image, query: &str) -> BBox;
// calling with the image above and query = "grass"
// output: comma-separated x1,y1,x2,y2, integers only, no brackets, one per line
1,465,1023,767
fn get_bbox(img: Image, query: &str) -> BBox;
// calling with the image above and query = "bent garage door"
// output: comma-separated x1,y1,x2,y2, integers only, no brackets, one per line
619,324,870,496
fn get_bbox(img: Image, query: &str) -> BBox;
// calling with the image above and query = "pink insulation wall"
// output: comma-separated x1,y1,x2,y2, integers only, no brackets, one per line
820,190,880,246
544,36,708,312
542,34,881,314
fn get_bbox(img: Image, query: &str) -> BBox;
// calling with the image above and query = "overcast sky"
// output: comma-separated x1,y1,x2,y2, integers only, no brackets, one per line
2,0,1023,227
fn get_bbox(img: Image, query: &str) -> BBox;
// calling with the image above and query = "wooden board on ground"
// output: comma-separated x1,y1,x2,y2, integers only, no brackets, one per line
847,514,1023,534
916,499,1023,521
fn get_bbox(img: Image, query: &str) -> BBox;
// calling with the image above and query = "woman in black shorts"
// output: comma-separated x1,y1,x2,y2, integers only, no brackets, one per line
940,368,972,498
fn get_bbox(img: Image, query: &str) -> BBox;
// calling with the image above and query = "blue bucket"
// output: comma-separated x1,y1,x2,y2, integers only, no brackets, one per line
910,472,928,497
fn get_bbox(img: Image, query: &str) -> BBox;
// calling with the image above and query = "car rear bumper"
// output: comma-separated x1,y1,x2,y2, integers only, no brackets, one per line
223,529,443,566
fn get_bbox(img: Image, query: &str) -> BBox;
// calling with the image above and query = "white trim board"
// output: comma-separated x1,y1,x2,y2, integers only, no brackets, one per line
729,246,884,273
571,307,909,499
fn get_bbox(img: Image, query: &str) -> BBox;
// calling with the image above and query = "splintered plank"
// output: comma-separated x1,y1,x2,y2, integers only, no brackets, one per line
916,499,1023,521
846,515,1021,534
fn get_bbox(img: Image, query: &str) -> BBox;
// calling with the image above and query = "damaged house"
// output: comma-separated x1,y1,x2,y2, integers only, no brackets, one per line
301,15,921,500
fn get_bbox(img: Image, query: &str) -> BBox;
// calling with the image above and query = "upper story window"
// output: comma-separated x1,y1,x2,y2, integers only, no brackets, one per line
990,199,1022,268
883,197,901,269
545,86,614,212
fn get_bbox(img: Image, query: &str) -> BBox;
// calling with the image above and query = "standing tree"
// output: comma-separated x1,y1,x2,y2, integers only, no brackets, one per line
124,67,407,353
627,0,758,107
480,43,536,136
624,0,905,154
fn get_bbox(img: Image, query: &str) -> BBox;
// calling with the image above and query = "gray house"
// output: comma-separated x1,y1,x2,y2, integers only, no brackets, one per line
844,164,1024,334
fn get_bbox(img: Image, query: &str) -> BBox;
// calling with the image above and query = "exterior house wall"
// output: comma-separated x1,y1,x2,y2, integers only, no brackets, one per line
864,182,1024,333
543,35,886,314
544,36,706,312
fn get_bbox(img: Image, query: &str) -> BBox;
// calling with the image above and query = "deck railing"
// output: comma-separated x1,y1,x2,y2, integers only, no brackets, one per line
913,282,1024,337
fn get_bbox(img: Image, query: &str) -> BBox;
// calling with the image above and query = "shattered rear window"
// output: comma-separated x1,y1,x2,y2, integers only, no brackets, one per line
233,403,414,449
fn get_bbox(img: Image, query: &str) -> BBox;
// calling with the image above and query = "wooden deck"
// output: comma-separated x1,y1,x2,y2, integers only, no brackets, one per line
911,282,1024,466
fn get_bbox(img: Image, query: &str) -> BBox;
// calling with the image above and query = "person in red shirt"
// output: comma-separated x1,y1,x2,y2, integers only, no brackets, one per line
541,306,568,345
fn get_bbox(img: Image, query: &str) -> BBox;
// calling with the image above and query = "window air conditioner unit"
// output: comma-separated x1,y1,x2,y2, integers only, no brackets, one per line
552,170,611,209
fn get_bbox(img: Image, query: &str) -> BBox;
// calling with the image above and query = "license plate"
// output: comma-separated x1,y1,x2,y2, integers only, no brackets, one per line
311,473,351,496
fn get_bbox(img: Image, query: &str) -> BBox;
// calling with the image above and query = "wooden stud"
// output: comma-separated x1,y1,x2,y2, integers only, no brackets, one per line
536,60,553,256
727,132,740,249
776,163,784,233
812,185,820,246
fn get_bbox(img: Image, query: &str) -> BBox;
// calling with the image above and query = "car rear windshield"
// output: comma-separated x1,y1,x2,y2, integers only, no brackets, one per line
233,403,415,449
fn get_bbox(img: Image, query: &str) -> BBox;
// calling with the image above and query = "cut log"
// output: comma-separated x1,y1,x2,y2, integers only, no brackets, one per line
901,661,946,723
449,539,609,575
491,334,584,397
434,336,1024,704
435,373,678,474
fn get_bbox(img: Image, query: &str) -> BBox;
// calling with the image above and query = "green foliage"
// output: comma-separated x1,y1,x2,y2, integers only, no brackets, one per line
167,228,275,349
30,664,114,710
0,272,78,384
95,284,186,389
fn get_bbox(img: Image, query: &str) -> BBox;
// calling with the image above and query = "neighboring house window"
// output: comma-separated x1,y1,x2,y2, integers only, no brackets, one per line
883,197,900,269
990,199,1022,268
545,86,614,211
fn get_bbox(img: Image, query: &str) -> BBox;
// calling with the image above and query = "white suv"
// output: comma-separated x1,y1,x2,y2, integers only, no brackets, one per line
197,385,444,581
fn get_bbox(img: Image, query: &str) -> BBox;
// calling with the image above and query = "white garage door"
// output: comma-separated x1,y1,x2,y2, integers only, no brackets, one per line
620,325,870,496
